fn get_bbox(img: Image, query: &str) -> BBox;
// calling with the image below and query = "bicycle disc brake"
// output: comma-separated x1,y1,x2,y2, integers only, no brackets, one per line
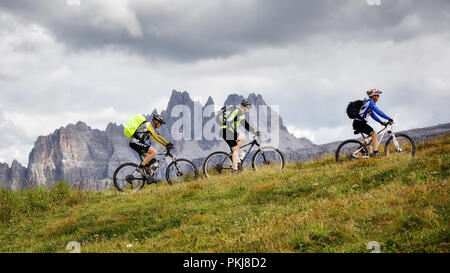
215,164,223,173
125,175,134,184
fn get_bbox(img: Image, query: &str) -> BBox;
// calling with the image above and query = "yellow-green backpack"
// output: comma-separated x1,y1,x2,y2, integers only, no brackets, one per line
124,114,147,138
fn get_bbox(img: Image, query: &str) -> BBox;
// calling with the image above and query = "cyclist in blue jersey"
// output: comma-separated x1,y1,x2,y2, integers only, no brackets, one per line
353,89,394,156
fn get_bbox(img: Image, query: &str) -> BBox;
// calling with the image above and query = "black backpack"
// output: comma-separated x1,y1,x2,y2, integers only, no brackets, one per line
346,100,364,119
214,105,235,126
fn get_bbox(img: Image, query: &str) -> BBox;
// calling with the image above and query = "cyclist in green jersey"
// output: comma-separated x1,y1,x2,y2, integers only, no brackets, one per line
221,99,261,173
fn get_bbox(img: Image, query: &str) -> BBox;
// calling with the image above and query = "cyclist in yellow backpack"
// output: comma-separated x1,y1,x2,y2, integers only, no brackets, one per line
128,114,173,182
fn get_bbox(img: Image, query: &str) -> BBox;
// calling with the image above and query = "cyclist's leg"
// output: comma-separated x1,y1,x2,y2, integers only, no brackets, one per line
231,134,245,170
232,134,243,167
371,132,379,152
143,147,158,174
361,122,377,152
231,146,239,170
237,134,245,147
130,138,154,171
223,129,239,171
353,120,376,152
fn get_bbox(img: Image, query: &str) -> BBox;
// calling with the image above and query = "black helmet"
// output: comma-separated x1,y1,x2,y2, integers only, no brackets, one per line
152,114,165,124
241,99,252,108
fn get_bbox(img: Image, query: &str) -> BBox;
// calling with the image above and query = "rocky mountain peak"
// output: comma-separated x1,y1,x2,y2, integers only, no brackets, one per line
62,121,91,132
166,90,194,111
224,93,245,106
0,159,28,190
146,109,159,121
106,122,123,134
247,93,266,106
11,159,22,169
299,137,314,146
205,96,215,107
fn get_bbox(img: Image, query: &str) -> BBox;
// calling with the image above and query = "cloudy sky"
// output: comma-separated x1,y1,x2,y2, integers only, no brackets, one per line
0,0,449,165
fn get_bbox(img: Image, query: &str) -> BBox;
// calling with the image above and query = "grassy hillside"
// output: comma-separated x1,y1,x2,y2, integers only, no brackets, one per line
0,134,448,253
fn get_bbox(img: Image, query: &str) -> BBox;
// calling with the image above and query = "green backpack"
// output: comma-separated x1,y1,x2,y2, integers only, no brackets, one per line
124,114,147,138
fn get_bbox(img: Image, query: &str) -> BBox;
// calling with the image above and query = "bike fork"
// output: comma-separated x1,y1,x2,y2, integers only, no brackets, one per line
391,135,403,152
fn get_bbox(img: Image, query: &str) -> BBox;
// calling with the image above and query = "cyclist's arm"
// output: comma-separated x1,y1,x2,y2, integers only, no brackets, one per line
241,119,256,134
370,111,383,123
372,104,391,120
147,125,169,147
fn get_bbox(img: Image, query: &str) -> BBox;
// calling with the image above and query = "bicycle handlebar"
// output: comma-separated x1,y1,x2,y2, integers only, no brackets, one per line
382,120,395,127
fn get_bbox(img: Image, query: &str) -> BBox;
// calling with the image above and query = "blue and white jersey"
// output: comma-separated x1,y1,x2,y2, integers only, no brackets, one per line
358,99,391,123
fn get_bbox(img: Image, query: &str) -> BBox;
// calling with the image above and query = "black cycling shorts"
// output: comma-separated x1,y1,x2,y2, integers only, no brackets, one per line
222,128,238,148
353,119,375,135
129,137,150,157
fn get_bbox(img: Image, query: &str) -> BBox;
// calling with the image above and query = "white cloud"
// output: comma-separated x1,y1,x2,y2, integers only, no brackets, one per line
91,0,143,38
0,145,33,167
286,126,317,143
287,125,350,145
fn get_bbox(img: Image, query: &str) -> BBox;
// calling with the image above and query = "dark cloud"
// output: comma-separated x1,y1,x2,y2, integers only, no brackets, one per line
1,0,449,61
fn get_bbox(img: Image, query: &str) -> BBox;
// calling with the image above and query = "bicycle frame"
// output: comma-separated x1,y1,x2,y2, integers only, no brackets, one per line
139,149,178,174
352,124,402,158
217,136,262,167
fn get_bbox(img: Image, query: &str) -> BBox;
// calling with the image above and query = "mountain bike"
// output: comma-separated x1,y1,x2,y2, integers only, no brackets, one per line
202,135,285,178
335,123,416,162
113,148,198,192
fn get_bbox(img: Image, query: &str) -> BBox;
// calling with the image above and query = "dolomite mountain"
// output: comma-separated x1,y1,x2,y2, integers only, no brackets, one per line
0,90,449,190
0,160,28,190
0,91,312,190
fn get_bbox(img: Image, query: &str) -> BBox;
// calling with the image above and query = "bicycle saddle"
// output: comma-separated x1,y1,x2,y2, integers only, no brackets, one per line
353,130,361,135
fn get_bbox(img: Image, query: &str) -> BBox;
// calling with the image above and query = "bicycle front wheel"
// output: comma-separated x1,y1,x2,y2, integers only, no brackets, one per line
335,139,368,163
252,147,285,172
166,159,198,186
384,134,416,157
113,163,146,193
202,151,233,178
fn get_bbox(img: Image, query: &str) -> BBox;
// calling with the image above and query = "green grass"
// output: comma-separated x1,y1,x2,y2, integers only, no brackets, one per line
0,134,449,253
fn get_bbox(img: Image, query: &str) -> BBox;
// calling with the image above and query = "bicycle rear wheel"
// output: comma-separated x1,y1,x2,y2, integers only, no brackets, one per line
166,159,198,185
384,134,416,157
252,147,285,171
113,163,146,193
335,139,368,163
202,151,233,178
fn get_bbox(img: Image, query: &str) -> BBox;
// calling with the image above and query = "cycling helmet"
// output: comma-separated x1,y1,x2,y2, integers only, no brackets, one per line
367,88,382,97
152,114,166,124
241,99,252,108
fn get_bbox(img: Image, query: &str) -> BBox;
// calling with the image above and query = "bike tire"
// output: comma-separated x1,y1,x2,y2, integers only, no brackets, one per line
335,139,368,163
202,151,232,178
113,162,146,192
166,159,199,186
384,133,416,157
251,146,285,171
